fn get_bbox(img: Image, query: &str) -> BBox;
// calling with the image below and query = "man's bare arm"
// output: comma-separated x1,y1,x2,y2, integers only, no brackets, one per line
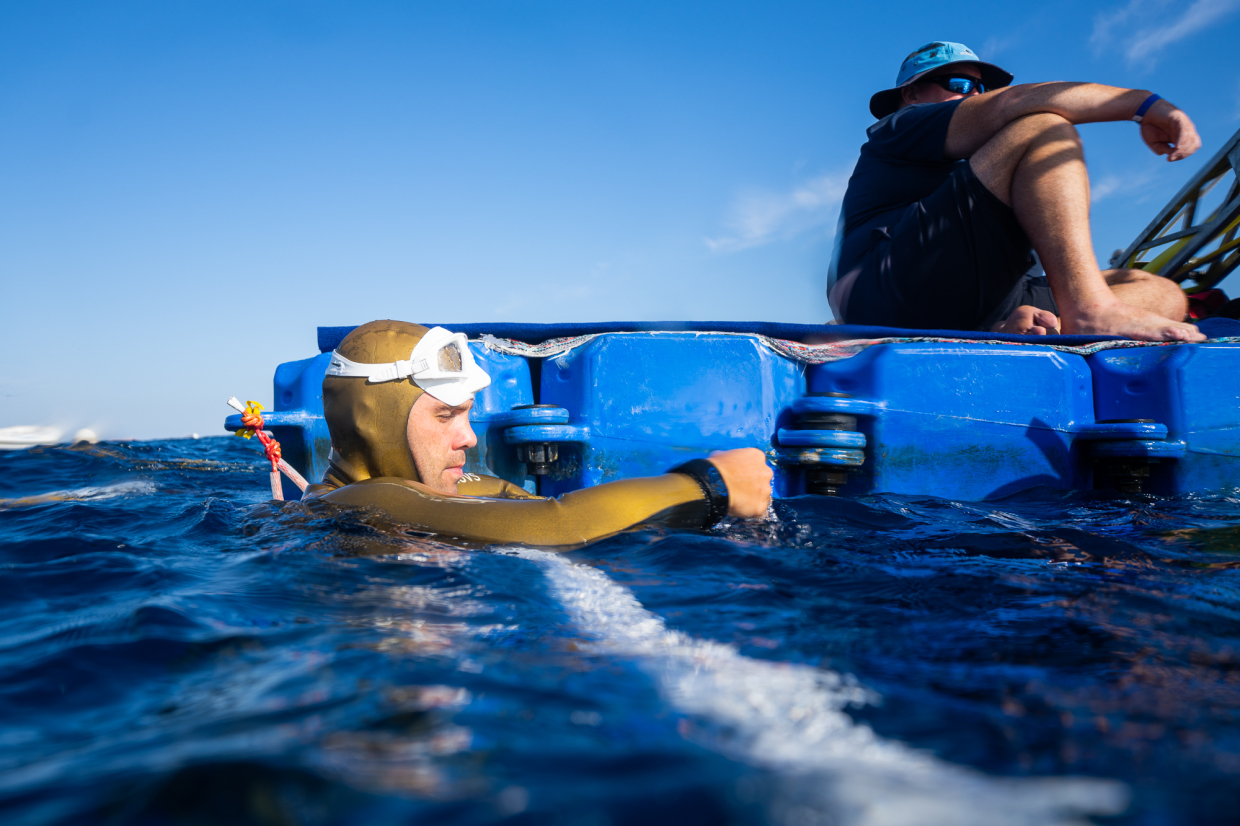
943,82,1200,162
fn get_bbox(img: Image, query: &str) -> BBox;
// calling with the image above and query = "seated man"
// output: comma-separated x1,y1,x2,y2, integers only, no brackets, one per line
303,320,773,548
828,41,1205,342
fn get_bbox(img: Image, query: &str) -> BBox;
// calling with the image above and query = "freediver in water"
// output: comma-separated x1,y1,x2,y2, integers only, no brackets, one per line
303,320,774,548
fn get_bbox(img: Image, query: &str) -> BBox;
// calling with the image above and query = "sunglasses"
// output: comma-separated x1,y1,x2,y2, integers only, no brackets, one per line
925,75,986,95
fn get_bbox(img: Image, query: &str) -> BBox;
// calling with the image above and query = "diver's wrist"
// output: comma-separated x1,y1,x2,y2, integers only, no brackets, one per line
669,459,730,528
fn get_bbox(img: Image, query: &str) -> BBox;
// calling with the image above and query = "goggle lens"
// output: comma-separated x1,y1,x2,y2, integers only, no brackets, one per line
437,341,464,373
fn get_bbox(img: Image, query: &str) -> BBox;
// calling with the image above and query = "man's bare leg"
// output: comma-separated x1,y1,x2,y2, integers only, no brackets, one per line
1103,268,1190,319
970,113,1203,342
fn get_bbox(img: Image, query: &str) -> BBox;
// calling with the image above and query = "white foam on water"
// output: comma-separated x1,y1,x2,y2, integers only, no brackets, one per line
512,548,1130,826
45,481,157,502
0,480,157,509
71,481,158,499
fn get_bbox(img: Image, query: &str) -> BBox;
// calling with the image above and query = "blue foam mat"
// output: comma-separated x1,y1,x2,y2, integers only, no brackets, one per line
317,318,1240,353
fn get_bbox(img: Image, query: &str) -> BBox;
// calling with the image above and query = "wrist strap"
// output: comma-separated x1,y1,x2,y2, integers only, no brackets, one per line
1133,94,1161,123
669,459,729,528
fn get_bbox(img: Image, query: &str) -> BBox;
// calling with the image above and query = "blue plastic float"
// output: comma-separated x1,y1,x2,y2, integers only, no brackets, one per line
225,318,1240,501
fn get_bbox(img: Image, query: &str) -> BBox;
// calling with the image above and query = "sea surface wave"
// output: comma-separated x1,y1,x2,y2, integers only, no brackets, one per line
2,437,1238,825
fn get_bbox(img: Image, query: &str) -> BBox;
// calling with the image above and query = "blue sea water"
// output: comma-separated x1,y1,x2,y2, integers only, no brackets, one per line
2,437,1239,826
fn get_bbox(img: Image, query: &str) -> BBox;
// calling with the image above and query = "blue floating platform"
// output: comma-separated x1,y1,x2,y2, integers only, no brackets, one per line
226,320,1240,501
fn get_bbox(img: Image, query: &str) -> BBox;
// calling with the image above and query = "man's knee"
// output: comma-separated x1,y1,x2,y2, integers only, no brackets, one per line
991,113,1080,157
1105,268,1176,290
1012,112,1077,139
1105,269,1189,317
970,113,1081,204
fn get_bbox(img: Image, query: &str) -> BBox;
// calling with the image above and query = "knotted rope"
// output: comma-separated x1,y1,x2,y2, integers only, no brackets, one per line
227,397,309,500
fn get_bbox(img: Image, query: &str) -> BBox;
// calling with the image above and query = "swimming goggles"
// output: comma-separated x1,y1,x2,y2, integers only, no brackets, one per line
326,326,491,406
925,75,986,95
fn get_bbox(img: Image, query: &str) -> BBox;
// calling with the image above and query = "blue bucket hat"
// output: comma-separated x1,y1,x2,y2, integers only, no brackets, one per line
869,41,1013,119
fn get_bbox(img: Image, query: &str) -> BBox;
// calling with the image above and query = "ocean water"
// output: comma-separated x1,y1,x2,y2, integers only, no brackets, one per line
2,437,1239,826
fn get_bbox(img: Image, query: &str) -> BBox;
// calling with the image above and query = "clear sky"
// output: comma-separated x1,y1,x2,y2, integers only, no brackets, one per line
3,0,1239,440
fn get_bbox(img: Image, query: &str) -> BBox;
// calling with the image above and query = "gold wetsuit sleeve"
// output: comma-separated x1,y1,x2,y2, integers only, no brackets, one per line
455,475,541,499
306,474,539,501
312,473,710,549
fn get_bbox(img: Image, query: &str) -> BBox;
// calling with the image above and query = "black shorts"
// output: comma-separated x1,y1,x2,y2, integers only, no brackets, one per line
844,163,1056,331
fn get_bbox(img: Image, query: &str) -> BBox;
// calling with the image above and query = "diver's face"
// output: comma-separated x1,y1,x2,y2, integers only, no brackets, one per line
406,393,477,494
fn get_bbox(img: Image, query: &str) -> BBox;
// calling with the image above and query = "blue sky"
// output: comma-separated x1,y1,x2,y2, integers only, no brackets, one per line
3,0,1239,440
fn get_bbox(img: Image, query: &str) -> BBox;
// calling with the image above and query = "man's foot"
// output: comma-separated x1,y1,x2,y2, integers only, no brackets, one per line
1062,300,1206,342
991,305,1061,335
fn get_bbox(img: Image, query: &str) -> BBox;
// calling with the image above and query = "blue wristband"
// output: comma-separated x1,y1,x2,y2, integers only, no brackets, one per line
1133,94,1161,123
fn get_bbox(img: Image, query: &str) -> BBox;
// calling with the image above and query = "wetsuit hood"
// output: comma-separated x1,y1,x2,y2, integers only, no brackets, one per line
322,320,429,487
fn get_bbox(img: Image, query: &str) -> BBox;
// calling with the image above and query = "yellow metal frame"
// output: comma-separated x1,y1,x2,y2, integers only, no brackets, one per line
1112,128,1240,293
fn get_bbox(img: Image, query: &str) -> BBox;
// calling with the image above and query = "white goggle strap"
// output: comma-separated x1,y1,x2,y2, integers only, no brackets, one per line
326,351,415,384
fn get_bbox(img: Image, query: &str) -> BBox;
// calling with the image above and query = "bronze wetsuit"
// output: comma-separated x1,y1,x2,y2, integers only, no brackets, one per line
303,320,727,549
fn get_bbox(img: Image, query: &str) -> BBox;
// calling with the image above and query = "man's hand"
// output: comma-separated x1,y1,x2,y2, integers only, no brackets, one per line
1140,99,1201,162
707,448,773,519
